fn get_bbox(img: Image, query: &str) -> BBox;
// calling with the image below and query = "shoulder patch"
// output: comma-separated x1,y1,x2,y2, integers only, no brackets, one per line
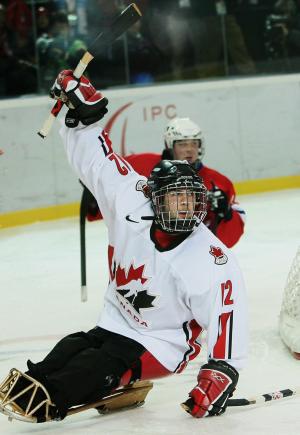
209,245,228,265
136,180,150,198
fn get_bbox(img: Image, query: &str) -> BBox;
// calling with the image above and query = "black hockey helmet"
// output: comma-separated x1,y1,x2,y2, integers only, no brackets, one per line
147,160,207,232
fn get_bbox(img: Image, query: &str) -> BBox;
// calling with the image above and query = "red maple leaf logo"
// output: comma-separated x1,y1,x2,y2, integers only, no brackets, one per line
209,245,228,265
210,246,223,258
115,263,148,287
108,245,148,286
108,245,157,316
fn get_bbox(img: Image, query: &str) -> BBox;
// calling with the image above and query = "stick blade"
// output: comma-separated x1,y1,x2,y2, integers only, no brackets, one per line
90,3,142,52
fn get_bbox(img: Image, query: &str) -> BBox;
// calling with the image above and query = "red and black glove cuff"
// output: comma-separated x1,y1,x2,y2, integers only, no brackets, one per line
50,70,109,127
182,360,239,418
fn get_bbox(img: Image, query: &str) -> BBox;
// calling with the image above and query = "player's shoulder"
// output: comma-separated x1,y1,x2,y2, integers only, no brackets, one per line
175,225,234,272
192,225,239,272
124,153,161,178
200,165,233,186
193,224,231,255
169,226,235,294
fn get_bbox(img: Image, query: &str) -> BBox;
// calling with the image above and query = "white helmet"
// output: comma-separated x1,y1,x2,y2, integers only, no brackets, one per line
164,118,205,160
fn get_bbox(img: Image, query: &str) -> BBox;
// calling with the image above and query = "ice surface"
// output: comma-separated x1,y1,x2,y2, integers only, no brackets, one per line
1,189,300,434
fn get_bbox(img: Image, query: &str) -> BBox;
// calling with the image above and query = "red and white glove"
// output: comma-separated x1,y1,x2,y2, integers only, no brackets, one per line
181,360,238,418
50,69,108,128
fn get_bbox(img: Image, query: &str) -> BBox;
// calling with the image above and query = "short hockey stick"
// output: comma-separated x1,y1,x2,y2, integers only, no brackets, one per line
227,387,300,407
38,3,142,138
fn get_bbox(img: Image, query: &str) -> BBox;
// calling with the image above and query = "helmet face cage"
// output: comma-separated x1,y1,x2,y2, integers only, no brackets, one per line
152,178,207,232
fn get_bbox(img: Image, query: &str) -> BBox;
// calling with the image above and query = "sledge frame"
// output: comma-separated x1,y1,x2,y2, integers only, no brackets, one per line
0,368,153,423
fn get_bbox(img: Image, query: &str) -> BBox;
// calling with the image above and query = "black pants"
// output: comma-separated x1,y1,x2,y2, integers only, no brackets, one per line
27,327,146,418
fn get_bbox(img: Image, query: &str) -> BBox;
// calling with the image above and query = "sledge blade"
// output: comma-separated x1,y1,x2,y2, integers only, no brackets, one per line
68,380,153,416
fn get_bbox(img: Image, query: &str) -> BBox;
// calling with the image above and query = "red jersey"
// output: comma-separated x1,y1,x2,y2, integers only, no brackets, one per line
198,165,245,248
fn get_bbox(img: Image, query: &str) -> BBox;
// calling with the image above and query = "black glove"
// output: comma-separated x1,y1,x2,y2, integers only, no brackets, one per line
50,69,108,127
208,182,232,221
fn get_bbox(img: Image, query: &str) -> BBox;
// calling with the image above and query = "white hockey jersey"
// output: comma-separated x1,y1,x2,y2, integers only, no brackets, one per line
60,123,248,372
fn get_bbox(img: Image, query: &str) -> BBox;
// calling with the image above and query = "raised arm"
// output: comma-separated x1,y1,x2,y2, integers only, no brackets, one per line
50,69,139,223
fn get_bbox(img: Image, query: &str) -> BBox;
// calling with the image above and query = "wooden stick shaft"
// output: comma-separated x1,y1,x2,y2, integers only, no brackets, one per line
73,52,94,79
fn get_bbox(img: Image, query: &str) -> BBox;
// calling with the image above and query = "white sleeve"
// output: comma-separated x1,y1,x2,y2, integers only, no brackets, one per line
190,259,248,371
60,123,142,224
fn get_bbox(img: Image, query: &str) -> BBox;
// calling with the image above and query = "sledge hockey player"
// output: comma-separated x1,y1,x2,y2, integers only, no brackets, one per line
0,70,248,423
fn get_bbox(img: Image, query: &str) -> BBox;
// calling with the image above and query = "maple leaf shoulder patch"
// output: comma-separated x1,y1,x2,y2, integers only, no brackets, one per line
209,245,228,265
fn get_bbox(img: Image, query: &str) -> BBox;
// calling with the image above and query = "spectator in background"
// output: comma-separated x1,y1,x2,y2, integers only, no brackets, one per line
37,10,87,92
216,0,256,75
36,8,55,92
264,0,300,72
7,30,37,95
36,6,51,37
0,149,4,155
54,0,88,38
1,0,37,96
186,0,256,77
6,0,32,40
49,11,73,64
0,0,36,96
281,0,300,52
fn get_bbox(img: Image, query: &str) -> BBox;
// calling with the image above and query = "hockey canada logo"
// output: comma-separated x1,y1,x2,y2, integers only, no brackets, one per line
209,245,228,265
108,246,158,327
136,180,150,198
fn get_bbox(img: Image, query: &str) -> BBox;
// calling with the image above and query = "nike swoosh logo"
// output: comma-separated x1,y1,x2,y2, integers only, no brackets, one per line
126,215,139,223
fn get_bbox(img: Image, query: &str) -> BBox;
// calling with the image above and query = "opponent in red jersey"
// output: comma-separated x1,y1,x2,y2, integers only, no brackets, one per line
125,118,245,248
